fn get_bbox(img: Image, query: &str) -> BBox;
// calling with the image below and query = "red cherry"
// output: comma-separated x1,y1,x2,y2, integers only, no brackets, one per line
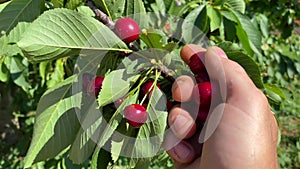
115,98,124,108
141,79,161,98
193,82,212,108
87,76,104,97
142,103,148,109
166,99,174,111
188,52,206,75
195,71,209,83
124,104,147,128
114,18,140,44
197,108,209,123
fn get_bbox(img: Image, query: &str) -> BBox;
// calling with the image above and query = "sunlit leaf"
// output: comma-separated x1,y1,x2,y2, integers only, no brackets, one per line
0,0,42,35
218,41,264,89
24,75,81,168
98,69,140,107
17,8,129,62
207,5,221,32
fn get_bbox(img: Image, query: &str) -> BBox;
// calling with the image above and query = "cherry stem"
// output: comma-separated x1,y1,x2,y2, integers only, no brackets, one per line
127,67,154,99
86,0,115,29
139,69,160,106
150,59,175,83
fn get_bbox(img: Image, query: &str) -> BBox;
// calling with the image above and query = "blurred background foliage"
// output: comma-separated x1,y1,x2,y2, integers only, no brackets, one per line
0,0,299,168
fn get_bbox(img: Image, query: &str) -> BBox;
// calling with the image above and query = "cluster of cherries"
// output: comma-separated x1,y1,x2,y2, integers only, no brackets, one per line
83,74,161,128
83,17,212,128
184,51,212,124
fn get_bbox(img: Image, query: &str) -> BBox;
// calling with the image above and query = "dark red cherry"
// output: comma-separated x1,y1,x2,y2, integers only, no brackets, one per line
115,98,124,108
188,52,206,75
197,108,209,123
166,99,174,111
87,76,104,97
193,82,212,108
195,71,209,83
124,104,147,128
141,79,161,98
114,18,140,43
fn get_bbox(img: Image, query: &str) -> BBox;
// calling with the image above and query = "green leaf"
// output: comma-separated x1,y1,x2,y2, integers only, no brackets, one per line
122,86,168,162
6,22,30,43
264,84,286,105
121,56,150,75
275,43,300,61
39,61,51,85
96,51,122,76
224,0,245,14
218,41,264,89
258,14,268,37
0,36,8,57
76,5,95,17
162,53,172,67
95,93,139,164
110,136,124,163
229,9,262,56
91,140,113,169
46,59,65,88
97,148,112,169
68,100,102,164
24,75,81,168
130,158,152,169
50,0,82,9
49,0,62,8
167,0,188,16
220,10,237,23
153,0,166,15
0,0,42,35
0,56,9,82
98,69,140,107
0,36,22,58
139,29,164,49
207,5,221,32
0,1,10,12
126,0,148,28
0,22,29,62
17,8,129,63
222,16,236,41
92,92,138,169
65,0,83,9
95,0,125,20
182,5,208,44
9,55,31,90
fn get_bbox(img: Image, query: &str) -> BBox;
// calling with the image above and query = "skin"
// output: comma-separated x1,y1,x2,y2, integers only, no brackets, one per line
164,45,278,169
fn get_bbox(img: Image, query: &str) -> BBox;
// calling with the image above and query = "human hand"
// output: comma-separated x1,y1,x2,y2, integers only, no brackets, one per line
163,45,278,169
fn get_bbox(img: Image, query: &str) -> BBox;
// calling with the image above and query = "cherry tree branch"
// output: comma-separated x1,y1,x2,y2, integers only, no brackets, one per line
86,0,115,29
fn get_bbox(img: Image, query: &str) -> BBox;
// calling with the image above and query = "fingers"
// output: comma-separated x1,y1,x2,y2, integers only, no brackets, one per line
167,44,257,161
180,44,207,64
167,44,278,168
164,128,202,164
168,105,197,139
179,45,259,111
172,75,195,102
166,140,196,164
165,104,198,164
204,47,257,102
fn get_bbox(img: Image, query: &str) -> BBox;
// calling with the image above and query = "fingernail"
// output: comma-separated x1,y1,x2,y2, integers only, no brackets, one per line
215,47,228,59
174,142,193,160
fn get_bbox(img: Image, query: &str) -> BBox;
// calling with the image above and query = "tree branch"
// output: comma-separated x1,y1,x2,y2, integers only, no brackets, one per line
86,0,115,29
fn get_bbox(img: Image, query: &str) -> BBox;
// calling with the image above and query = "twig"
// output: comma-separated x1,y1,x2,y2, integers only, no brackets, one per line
86,0,115,29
